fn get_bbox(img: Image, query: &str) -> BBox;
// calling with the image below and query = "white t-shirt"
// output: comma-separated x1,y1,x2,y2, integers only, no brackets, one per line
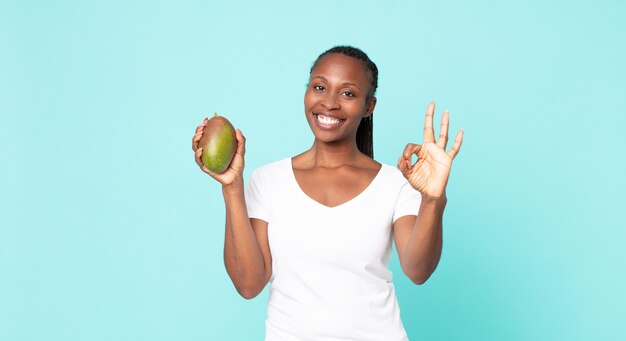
245,157,422,341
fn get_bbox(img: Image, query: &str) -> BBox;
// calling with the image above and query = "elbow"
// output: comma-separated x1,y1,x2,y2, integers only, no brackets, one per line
237,285,262,300
403,266,434,286
240,290,260,300
224,261,269,300
404,256,442,285
235,277,268,300
408,273,430,286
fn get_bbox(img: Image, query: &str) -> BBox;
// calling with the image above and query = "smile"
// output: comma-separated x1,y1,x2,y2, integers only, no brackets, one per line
314,113,345,130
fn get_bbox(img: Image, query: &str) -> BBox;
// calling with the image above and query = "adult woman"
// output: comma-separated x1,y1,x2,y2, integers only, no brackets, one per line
192,46,463,340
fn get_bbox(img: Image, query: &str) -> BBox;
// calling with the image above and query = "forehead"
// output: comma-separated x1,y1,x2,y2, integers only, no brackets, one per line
310,53,370,85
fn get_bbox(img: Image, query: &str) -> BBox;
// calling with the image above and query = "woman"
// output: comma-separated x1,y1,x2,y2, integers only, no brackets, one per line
192,46,463,340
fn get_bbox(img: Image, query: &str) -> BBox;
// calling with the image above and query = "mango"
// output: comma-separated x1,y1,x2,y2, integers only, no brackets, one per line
198,113,237,173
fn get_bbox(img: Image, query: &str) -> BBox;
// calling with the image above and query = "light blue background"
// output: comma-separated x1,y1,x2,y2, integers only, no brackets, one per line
2,1,625,340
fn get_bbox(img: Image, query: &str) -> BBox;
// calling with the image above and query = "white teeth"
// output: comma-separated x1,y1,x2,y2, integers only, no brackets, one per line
317,114,341,125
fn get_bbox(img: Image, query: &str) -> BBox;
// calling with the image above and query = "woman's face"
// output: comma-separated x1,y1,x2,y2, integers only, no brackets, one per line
304,53,376,146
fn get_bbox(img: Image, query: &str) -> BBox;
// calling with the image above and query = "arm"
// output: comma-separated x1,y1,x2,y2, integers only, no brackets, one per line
393,194,446,285
395,101,463,285
192,120,272,299
222,181,272,299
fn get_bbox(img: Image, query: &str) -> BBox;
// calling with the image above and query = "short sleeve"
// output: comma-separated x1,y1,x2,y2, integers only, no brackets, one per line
245,168,271,222
392,181,422,224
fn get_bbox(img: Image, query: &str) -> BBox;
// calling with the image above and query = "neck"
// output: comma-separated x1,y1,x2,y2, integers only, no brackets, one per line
306,139,362,168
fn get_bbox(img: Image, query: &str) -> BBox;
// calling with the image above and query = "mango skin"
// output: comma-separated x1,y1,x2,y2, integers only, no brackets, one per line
198,114,237,173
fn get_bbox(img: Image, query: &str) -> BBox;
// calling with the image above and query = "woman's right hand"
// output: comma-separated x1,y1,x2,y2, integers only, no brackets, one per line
192,117,246,188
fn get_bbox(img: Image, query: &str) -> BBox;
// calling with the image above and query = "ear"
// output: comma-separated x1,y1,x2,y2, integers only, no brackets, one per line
364,96,377,118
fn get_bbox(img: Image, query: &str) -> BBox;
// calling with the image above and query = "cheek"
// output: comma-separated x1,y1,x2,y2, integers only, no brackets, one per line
303,90,318,109
303,90,312,106
346,100,367,114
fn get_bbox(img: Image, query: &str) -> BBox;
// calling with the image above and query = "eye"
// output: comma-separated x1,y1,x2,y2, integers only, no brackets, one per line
313,85,325,91
342,91,355,97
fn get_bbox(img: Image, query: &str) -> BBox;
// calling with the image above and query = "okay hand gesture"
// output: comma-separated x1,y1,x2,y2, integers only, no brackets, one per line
398,102,464,199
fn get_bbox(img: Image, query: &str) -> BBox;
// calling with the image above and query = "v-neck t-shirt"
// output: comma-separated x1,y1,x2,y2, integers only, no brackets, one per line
244,157,422,341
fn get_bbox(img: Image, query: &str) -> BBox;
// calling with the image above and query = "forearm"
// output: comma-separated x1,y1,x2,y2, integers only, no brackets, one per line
402,194,446,284
222,180,266,295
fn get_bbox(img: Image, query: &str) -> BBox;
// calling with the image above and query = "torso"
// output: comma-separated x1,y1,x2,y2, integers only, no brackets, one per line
291,153,382,208
253,157,414,340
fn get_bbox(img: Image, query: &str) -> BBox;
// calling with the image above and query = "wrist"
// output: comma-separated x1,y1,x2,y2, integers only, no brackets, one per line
421,192,447,206
222,178,244,196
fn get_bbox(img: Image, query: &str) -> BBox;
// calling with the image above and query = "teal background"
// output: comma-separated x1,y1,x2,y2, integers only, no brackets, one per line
2,0,625,340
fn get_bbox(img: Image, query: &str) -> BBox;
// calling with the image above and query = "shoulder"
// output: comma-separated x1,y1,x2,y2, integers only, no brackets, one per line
249,157,291,181
376,162,422,199
378,162,410,187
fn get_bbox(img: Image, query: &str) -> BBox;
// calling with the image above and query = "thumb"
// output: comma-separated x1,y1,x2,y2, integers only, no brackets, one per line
397,156,410,177
235,129,246,157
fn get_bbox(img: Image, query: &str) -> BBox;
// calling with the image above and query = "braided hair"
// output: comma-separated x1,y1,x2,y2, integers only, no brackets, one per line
310,46,378,158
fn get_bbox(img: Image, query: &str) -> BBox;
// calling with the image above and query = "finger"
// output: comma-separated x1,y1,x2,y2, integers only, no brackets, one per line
447,129,464,159
436,110,450,150
423,101,436,143
192,131,203,151
235,129,246,157
195,117,208,133
402,143,419,160
397,156,407,173
402,143,422,168
195,148,205,169
192,118,208,151
397,155,413,176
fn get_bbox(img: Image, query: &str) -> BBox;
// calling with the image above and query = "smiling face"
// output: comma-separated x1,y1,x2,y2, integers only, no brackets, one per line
304,53,376,147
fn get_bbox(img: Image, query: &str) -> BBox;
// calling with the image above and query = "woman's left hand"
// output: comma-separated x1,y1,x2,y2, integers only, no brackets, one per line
398,101,464,199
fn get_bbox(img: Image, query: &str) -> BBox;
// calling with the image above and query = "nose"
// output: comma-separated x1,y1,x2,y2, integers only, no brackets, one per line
321,92,341,111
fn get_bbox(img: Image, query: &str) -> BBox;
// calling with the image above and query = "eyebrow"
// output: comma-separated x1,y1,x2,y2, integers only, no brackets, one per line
311,76,361,90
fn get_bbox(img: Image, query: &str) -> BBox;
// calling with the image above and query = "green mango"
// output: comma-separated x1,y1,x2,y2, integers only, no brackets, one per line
198,113,237,173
